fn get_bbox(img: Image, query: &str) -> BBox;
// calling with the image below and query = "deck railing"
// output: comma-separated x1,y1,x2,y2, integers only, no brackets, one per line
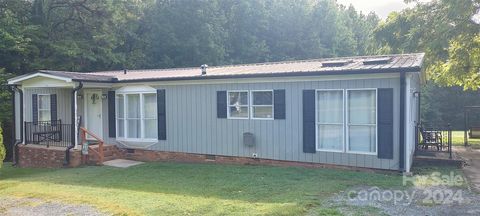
415,123,452,159
24,120,72,147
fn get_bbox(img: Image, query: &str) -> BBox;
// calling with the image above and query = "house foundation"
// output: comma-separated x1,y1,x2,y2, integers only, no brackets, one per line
17,144,82,168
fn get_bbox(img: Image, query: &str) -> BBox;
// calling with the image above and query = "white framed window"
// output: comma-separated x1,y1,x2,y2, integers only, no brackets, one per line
346,89,377,155
316,90,344,152
38,94,51,122
116,92,157,141
116,94,125,138
227,91,249,119
251,90,274,120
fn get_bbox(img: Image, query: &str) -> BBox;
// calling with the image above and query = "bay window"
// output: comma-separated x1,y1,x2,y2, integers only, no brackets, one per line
116,92,157,140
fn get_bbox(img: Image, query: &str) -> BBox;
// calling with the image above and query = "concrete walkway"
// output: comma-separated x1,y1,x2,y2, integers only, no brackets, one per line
455,146,480,193
103,159,144,168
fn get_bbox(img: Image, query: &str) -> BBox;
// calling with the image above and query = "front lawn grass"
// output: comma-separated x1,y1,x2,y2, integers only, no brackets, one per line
0,162,403,215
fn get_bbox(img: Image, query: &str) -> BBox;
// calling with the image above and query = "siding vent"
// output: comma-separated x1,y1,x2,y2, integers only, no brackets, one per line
126,148,135,154
362,57,392,65
321,60,352,67
200,64,208,75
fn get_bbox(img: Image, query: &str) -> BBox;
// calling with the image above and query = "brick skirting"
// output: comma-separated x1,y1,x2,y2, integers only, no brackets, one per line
18,144,82,168
121,148,395,173
16,144,397,173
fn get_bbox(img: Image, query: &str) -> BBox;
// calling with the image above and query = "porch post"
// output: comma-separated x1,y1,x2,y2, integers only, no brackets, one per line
74,90,78,149
70,82,83,150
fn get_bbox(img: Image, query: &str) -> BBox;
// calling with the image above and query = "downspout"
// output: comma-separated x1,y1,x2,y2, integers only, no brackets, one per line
64,82,83,166
413,91,420,157
10,85,23,166
399,72,406,172
416,92,421,124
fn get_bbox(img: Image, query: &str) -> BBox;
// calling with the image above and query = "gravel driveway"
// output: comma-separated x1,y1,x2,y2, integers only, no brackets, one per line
328,185,480,215
0,197,107,216
455,146,480,193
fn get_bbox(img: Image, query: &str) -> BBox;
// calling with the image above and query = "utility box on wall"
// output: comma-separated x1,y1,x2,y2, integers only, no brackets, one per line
243,132,255,147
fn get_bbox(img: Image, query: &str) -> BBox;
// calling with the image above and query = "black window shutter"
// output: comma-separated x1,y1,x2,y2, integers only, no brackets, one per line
50,94,57,122
108,91,116,138
303,90,316,153
217,91,227,118
157,89,167,140
377,88,394,159
32,94,38,123
274,89,286,119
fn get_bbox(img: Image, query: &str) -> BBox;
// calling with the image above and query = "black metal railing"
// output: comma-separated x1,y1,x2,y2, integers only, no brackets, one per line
24,120,72,147
415,123,452,159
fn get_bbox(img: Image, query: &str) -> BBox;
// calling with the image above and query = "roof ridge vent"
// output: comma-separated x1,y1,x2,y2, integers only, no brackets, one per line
321,60,353,68
362,57,392,65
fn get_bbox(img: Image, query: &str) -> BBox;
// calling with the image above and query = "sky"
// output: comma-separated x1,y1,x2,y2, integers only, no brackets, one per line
336,0,431,19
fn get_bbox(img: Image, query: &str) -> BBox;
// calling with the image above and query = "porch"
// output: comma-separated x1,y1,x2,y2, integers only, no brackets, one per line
413,123,464,167
7,71,115,167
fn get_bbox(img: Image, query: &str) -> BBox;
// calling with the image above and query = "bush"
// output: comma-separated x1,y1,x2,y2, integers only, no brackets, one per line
0,123,5,168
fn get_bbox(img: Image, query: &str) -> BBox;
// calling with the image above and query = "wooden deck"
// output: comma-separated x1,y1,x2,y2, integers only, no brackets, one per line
414,149,464,168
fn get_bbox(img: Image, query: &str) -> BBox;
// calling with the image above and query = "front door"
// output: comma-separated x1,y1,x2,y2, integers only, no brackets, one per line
84,90,103,139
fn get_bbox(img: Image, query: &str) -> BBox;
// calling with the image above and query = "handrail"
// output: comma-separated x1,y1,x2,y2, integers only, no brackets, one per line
79,127,104,165
80,127,104,143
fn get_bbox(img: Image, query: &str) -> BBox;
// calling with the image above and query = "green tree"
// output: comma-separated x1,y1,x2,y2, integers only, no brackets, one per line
222,0,270,64
421,82,480,129
143,0,227,68
375,0,480,89
0,123,5,168
30,0,151,71
0,0,38,75
0,68,13,122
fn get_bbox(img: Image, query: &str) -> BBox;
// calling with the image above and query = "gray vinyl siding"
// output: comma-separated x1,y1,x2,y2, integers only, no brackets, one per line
406,73,421,171
105,77,401,170
19,76,402,170
22,88,72,124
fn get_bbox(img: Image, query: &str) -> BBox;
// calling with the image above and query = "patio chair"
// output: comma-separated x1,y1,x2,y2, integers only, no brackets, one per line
419,125,443,151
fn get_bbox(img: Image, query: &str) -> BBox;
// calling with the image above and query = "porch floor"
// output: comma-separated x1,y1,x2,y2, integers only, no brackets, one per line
21,143,68,151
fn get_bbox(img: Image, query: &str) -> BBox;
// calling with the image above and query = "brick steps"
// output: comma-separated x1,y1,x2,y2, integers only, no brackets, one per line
82,144,122,165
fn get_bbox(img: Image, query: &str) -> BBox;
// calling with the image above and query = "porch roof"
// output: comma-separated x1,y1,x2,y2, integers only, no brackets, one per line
9,53,425,84
8,70,116,85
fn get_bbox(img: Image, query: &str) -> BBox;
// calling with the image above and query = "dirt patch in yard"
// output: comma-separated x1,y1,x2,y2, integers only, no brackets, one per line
0,196,107,216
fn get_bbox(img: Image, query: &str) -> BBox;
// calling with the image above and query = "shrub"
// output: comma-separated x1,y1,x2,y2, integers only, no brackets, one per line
0,123,5,168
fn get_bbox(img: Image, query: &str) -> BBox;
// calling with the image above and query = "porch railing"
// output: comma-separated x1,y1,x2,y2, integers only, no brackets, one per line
24,120,72,147
80,127,104,165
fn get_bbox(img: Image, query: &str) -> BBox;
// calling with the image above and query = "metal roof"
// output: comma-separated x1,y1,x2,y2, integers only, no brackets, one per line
9,53,425,84
39,70,116,82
